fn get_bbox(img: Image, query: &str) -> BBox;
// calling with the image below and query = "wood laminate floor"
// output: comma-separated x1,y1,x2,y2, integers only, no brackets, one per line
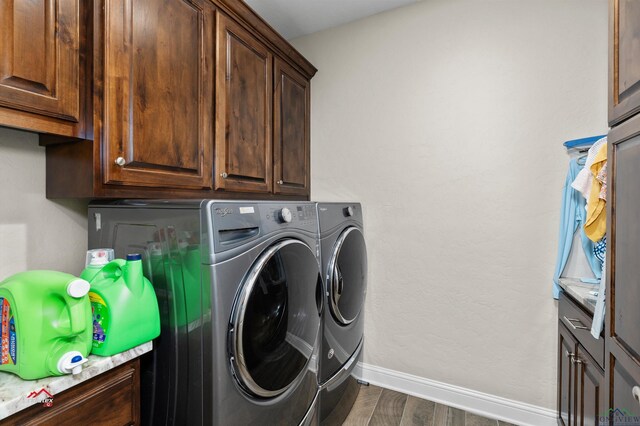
341,385,517,426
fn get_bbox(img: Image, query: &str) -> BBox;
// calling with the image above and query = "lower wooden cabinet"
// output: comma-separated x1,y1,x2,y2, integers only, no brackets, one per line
605,113,640,425
3,359,140,426
558,293,605,426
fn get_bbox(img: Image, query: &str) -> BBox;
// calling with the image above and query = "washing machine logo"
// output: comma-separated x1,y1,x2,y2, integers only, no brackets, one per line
215,207,233,217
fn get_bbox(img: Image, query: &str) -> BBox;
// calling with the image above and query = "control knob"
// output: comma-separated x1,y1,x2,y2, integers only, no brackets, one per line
279,208,293,223
344,206,354,217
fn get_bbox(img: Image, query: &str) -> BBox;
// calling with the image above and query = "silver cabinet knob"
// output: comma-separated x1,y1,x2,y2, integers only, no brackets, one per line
633,386,640,404
115,157,126,166
220,172,228,179
277,180,283,185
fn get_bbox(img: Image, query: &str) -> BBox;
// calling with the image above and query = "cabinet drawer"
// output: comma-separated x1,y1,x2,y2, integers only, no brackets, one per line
3,359,140,425
559,292,604,369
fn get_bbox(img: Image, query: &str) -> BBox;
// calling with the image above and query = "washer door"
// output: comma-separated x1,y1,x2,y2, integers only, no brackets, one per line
230,239,322,398
328,227,367,325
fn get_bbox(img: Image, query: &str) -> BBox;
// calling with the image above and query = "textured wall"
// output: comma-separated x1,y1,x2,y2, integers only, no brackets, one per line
0,127,88,279
293,0,607,409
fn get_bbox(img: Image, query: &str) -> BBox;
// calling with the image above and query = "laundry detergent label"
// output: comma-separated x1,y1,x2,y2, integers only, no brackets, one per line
1,297,17,365
89,292,109,348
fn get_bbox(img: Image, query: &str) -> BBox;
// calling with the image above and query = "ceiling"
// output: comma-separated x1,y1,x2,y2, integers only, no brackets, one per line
243,0,423,40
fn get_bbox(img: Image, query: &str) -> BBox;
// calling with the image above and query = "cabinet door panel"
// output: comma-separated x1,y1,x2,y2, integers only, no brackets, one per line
274,58,310,197
577,346,605,426
559,323,576,426
215,13,272,193
610,130,640,361
609,351,640,425
103,0,214,189
610,0,640,125
0,0,80,121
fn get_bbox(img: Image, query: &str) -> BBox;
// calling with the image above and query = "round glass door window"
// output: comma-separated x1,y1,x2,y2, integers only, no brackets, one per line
328,227,367,325
230,239,321,398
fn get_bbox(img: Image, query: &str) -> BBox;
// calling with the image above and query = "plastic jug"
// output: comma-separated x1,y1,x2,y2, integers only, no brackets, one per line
0,271,92,380
81,253,160,356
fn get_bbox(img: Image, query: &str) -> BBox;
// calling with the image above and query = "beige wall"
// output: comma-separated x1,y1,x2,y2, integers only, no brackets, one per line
293,0,607,409
0,127,88,279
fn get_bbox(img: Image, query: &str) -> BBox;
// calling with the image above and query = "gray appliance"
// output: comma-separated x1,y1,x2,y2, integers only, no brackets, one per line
316,203,367,425
88,200,322,426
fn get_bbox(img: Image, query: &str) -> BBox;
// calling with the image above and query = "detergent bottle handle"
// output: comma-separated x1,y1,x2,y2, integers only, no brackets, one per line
98,259,127,281
67,298,86,335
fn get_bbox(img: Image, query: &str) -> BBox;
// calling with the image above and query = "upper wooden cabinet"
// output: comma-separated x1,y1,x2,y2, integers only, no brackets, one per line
215,14,273,193
609,0,640,125
0,0,84,137
6,0,315,199
274,58,310,197
100,0,214,190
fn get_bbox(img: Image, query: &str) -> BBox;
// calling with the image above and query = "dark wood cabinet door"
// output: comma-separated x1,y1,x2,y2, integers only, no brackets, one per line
607,350,640,425
610,0,640,125
576,346,605,426
101,0,214,189
273,58,310,197
559,323,577,426
4,359,140,425
0,0,80,122
608,117,640,363
606,114,640,424
215,13,273,193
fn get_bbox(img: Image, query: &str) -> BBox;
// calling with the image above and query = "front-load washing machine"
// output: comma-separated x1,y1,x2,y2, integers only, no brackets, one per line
88,200,322,425
316,202,368,425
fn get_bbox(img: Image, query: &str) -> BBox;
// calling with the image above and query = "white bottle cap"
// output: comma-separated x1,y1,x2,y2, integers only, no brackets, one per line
57,351,88,375
67,279,90,298
85,249,114,267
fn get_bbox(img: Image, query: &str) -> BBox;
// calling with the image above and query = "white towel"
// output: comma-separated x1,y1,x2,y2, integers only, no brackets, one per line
572,137,607,203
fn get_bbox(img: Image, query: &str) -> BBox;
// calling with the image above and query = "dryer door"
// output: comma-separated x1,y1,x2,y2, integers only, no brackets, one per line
229,239,322,398
328,227,367,325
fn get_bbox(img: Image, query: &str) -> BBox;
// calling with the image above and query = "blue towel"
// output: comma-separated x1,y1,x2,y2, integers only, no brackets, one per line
553,158,603,298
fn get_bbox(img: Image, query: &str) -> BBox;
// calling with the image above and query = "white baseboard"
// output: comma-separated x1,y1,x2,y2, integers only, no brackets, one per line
354,363,556,426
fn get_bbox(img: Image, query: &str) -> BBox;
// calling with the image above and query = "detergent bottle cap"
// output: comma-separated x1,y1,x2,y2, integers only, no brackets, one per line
85,249,114,267
67,279,90,298
127,253,142,261
57,351,88,375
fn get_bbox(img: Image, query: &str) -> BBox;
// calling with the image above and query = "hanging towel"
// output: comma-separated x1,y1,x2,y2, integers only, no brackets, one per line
585,144,607,242
553,158,602,299
591,253,606,338
571,137,607,202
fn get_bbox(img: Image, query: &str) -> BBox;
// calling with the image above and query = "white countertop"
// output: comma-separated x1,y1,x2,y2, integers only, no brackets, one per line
0,341,152,421
558,278,598,314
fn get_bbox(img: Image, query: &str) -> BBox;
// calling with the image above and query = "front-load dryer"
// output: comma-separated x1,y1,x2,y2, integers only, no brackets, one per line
316,202,367,425
88,200,322,426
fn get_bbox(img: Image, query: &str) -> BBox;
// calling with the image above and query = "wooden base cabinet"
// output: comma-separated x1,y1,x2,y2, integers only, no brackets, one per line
3,359,140,426
605,114,640,424
558,294,605,426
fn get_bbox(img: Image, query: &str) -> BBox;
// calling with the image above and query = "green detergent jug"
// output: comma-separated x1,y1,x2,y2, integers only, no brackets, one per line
0,271,92,380
81,253,160,356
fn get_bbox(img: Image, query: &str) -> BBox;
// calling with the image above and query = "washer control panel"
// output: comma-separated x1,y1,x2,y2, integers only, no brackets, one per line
265,204,316,227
